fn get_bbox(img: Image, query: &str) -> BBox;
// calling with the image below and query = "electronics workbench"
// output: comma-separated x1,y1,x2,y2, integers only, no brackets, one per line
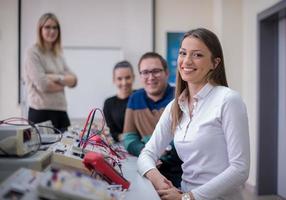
0,116,160,200
0,156,159,200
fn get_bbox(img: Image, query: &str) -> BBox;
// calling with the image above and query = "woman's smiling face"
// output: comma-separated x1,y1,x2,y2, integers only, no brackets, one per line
177,36,218,87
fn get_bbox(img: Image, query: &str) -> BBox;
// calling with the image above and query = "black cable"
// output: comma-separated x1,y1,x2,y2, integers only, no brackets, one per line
84,108,122,158
37,125,63,144
82,109,97,154
0,146,9,155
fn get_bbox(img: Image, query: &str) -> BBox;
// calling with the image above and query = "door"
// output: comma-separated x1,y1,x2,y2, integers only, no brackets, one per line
278,17,286,199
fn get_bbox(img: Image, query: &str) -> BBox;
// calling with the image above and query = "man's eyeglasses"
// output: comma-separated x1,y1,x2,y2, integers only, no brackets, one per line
43,25,59,31
139,68,164,78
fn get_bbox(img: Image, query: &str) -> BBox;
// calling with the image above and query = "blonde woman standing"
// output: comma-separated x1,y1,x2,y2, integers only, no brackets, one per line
24,13,77,131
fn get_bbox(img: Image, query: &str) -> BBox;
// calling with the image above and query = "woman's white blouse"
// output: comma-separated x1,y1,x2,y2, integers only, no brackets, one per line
137,83,250,200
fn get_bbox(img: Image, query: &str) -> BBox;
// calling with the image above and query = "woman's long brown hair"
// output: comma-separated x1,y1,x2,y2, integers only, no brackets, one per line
171,28,228,133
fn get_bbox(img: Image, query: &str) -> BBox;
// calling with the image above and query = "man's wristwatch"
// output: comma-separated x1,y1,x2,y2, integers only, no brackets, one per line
182,192,194,200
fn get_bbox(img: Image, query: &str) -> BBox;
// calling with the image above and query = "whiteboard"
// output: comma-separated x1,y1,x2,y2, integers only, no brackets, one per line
64,47,123,119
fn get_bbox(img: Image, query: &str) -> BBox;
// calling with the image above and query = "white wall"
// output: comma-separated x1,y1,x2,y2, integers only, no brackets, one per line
0,0,21,119
21,0,152,72
218,0,243,93
156,0,243,92
156,0,214,57
241,0,280,187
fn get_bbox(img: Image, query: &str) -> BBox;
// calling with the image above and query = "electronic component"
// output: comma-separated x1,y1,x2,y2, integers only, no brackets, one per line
36,120,62,144
0,168,42,200
0,150,52,182
51,150,90,174
0,125,40,156
35,120,54,134
49,138,87,173
37,168,116,200
83,152,130,190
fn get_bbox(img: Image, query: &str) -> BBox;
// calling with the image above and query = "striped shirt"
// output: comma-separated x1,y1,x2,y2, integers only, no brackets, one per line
124,84,174,138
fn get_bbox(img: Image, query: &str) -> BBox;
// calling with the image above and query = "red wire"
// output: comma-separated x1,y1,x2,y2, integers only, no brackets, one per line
80,108,95,146
0,117,31,126
79,107,120,160
2,117,29,123
82,108,105,148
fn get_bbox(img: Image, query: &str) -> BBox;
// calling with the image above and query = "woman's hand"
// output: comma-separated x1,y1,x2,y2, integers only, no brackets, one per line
145,168,173,190
46,74,60,82
47,73,77,87
118,133,124,141
157,187,182,200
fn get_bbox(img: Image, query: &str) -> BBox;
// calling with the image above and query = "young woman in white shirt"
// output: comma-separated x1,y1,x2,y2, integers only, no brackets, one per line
137,28,250,200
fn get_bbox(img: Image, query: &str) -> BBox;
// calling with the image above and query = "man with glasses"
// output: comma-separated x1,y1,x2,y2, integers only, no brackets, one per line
123,52,182,187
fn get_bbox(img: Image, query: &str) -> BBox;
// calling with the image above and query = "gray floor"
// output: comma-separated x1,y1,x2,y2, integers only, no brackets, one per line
242,189,284,200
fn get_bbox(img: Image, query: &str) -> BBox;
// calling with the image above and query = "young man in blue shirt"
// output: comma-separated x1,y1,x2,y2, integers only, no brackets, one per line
123,52,182,187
